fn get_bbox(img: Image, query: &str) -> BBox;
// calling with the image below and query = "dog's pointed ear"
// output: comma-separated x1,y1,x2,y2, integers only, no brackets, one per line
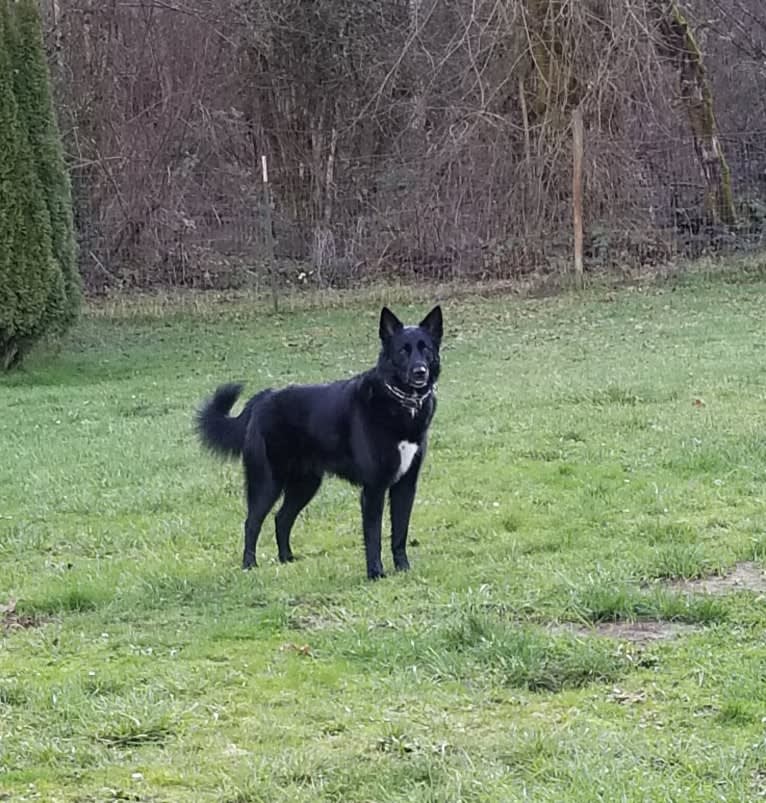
379,307,403,341
419,305,443,343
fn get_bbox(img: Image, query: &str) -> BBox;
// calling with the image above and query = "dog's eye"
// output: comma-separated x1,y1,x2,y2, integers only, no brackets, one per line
400,344,412,356
418,341,431,356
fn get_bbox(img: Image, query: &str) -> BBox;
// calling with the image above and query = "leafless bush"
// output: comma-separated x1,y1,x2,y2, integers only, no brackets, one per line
42,0,766,292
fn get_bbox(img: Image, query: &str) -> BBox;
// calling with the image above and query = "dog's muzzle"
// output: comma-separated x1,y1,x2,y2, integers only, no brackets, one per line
410,365,429,388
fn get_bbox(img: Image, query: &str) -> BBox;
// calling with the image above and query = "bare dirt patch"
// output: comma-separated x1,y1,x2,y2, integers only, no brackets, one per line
287,611,347,631
669,561,766,595
589,621,696,643
555,620,697,644
1,598,44,632
286,601,357,632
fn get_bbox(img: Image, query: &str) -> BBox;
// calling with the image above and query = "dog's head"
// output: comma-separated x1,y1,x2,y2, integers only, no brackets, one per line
377,305,442,392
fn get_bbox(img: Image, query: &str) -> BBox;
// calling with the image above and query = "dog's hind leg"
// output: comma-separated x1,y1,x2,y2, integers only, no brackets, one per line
275,474,322,563
242,442,282,570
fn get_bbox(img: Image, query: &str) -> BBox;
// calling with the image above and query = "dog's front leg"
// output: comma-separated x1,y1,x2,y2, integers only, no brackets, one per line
389,458,421,572
361,485,386,580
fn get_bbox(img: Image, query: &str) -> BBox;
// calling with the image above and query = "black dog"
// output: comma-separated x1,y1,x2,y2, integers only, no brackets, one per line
196,306,442,579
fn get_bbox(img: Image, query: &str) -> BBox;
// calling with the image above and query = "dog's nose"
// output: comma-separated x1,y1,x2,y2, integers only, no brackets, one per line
412,365,428,381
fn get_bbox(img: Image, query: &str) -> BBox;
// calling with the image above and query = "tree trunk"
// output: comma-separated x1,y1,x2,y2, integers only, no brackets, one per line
526,0,579,130
655,1,735,226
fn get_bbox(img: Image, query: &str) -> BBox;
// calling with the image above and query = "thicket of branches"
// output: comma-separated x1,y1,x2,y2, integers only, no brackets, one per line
43,0,766,290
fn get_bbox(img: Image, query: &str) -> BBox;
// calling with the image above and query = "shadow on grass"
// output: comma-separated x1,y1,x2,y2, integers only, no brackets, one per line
565,580,727,625
22,582,111,616
325,605,632,694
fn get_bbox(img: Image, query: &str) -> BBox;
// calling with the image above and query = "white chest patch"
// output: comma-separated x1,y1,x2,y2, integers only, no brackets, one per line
394,441,419,482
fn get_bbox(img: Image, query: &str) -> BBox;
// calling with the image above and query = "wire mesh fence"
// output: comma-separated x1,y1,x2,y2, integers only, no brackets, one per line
71,128,766,294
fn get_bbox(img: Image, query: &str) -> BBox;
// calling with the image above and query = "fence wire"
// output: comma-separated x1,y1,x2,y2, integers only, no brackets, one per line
71,129,766,293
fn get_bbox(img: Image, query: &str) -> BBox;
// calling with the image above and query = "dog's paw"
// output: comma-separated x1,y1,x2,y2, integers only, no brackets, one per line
367,566,386,581
394,558,410,572
242,555,257,570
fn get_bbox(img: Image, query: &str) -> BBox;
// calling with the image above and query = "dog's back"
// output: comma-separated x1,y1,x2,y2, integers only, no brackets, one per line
249,379,361,480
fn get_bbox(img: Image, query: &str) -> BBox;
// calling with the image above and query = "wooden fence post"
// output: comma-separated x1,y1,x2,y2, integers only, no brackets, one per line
572,106,584,289
261,155,278,313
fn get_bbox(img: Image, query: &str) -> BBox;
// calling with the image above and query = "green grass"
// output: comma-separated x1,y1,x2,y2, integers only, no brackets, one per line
3,271,766,800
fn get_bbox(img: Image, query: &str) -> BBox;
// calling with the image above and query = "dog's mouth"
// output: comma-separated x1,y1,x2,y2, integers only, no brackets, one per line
408,374,430,390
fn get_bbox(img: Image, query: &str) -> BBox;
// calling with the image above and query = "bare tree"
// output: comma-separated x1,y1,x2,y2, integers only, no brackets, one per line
653,0,735,224
43,0,766,291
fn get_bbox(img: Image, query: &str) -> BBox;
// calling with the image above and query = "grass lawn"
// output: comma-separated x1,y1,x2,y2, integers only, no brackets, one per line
2,271,766,801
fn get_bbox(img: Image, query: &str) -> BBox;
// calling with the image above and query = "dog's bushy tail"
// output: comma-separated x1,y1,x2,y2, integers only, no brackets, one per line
196,383,247,458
